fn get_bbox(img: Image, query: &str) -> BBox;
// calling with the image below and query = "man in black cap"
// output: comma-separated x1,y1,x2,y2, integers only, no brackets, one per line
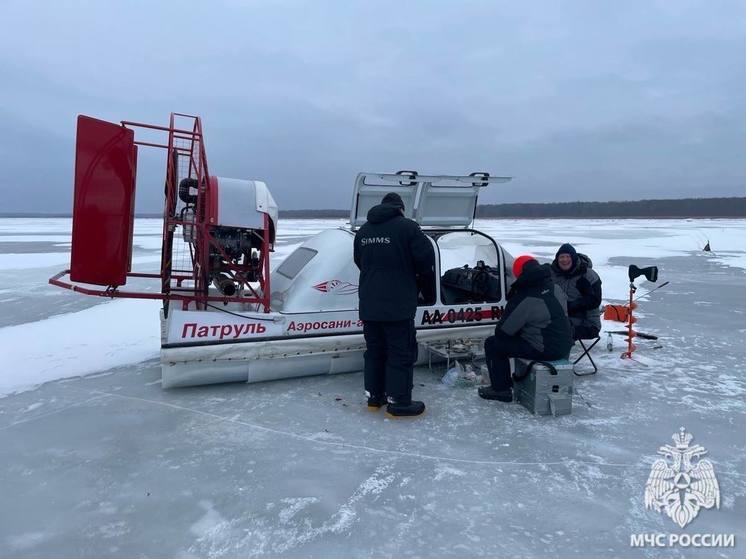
550,243,602,340
353,192,435,417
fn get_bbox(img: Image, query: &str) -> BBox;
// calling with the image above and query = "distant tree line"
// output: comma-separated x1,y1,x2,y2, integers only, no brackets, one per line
279,209,348,218
476,197,746,218
3,197,745,219
277,197,746,219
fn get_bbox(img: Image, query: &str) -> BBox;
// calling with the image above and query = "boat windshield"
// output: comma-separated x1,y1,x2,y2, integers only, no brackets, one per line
276,247,318,279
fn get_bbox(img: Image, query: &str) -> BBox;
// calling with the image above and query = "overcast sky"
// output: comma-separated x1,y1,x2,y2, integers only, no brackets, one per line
1,1,745,213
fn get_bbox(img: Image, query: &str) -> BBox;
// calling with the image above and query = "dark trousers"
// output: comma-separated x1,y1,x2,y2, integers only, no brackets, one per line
363,319,418,401
484,333,546,391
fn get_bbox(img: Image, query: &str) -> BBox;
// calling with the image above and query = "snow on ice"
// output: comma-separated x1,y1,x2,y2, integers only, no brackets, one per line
0,217,744,558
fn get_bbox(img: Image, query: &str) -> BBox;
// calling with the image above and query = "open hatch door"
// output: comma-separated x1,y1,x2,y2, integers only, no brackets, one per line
350,171,512,230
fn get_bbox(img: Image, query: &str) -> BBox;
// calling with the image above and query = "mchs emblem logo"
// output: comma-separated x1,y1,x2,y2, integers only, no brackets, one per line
644,427,720,528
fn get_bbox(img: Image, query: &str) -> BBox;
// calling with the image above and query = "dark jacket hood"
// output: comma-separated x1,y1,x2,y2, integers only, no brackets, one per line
551,252,593,277
555,243,578,267
509,261,552,299
515,261,551,287
367,203,402,224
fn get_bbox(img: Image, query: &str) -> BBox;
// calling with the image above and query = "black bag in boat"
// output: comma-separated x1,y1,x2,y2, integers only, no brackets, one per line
441,261,501,304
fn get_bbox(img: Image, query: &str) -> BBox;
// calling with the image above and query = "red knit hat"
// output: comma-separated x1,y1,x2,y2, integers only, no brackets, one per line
512,255,537,278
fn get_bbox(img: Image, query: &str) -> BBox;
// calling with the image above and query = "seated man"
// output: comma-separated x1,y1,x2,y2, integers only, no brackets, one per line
550,243,602,340
479,255,573,402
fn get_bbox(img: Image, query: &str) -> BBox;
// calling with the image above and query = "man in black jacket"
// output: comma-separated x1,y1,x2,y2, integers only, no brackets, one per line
479,256,573,402
353,192,435,417
550,243,602,340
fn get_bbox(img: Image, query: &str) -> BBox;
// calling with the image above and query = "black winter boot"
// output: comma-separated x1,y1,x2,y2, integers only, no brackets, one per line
385,398,426,418
366,393,387,410
478,386,513,402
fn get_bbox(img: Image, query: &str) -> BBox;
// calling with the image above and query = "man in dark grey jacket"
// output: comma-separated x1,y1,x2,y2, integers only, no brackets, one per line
479,256,573,402
550,243,602,340
353,193,435,417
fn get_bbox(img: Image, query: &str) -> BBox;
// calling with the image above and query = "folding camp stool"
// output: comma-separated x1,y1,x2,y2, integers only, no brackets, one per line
572,336,600,376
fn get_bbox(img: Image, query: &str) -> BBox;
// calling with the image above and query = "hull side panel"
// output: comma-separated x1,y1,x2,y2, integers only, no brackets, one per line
161,325,494,388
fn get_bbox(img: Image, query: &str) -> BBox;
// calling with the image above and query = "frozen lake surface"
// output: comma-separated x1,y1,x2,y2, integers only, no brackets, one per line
1,218,745,558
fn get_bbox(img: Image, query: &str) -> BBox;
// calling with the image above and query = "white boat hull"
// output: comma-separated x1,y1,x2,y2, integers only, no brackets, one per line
160,218,512,389
161,323,495,388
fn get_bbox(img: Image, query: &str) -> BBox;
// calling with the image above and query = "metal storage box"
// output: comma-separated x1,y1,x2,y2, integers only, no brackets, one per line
513,358,573,416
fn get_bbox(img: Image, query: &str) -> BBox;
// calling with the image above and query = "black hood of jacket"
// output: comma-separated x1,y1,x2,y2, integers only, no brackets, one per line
508,261,552,298
551,252,592,278
367,203,402,224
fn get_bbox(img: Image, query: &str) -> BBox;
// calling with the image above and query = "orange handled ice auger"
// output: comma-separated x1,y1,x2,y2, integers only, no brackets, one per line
621,265,658,360
621,286,638,359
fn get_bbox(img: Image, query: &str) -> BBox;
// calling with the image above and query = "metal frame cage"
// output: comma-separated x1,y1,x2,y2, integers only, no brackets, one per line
50,113,273,314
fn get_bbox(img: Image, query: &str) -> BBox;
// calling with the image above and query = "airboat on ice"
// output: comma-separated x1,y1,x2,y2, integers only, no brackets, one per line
50,113,516,388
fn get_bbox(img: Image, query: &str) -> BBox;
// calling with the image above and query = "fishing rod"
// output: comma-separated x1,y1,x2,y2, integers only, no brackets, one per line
603,280,669,307
633,281,669,302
